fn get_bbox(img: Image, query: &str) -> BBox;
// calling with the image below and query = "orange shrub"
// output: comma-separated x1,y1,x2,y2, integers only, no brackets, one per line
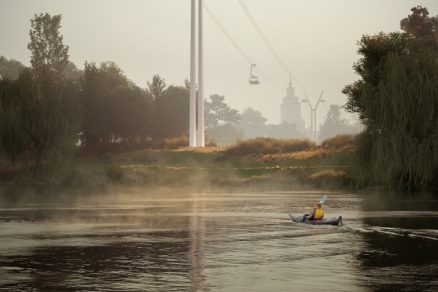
223,137,315,156
163,136,189,149
321,135,358,149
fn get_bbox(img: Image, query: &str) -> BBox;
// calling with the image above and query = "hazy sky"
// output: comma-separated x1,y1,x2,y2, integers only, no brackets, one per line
1,0,437,125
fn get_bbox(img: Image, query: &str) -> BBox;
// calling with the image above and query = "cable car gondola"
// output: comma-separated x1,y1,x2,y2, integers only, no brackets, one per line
248,64,260,85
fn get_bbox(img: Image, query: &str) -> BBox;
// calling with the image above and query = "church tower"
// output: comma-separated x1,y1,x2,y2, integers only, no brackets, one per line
280,75,305,131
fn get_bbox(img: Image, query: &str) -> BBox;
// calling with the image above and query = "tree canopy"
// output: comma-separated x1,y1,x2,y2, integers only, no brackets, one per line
318,105,361,142
343,6,438,190
0,56,25,80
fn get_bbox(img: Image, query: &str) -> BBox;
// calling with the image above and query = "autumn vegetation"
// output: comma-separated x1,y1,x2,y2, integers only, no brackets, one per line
0,7,437,192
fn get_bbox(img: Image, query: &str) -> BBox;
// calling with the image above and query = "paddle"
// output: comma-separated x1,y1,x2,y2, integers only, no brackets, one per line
319,194,328,205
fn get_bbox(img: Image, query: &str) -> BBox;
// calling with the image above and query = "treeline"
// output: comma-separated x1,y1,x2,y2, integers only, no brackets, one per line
204,96,310,146
343,6,438,190
0,13,309,183
0,13,194,182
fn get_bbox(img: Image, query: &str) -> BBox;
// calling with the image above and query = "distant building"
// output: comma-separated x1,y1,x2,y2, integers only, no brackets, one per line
280,77,305,132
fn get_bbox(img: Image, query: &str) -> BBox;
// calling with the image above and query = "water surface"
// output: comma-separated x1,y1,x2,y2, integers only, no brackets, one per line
0,190,437,291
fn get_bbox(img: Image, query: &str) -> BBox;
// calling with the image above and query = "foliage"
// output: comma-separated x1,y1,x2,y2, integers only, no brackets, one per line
237,107,268,138
400,6,438,41
0,70,82,182
205,94,240,129
163,136,189,149
205,94,242,145
321,135,357,149
223,137,315,157
28,13,69,77
80,62,153,148
147,74,167,100
319,105,362,142
206,123,244,146
153,84,189,140
0,56,25,80
0,13,82,183
343,6,438,190
63,62,83,81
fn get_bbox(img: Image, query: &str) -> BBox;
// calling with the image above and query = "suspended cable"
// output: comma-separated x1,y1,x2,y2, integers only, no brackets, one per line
204,3,252,64
203,2,283,92
237,0,289,73
237,0,317,97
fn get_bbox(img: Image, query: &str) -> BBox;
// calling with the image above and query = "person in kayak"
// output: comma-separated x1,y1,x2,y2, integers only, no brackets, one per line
302,203,324,222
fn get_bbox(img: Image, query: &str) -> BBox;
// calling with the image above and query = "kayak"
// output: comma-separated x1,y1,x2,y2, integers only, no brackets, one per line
288,214,343,226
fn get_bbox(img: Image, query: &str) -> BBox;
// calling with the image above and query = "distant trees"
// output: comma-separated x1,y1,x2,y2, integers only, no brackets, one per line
238,107,268,138
153,84,189,140
147,75,167,100
205,95,242,145
236,107,305,141
0,56,25,80
318,105,362,142
0,11,311,183
205,94,240,129
343,6,438,190
80,62,153,148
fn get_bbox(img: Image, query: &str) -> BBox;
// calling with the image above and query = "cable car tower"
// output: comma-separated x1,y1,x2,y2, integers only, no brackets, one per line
189,0,205,147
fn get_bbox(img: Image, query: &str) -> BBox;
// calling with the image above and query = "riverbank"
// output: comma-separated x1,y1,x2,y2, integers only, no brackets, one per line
65,146,358,192
0,136,360,196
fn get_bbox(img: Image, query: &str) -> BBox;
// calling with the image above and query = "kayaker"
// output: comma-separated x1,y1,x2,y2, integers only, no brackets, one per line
303,203,324,222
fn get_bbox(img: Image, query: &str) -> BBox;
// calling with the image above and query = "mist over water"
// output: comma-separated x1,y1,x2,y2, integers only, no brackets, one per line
0,189,437,291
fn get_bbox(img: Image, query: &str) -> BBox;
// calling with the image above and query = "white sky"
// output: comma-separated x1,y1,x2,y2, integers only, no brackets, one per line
1,0,437,125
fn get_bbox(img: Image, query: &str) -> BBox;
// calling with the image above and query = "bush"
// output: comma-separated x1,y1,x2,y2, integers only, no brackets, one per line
321,135,358,149
206,139,217,147
163,136,189,149
223,137,315,156
105,164,124,182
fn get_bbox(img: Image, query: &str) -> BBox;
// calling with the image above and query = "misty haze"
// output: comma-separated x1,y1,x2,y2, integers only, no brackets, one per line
0,0,438,291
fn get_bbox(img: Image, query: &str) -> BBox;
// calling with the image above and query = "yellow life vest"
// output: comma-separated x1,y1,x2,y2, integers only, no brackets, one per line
314,207,324,219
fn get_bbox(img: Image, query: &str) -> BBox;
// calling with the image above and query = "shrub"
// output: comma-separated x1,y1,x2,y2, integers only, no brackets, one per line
105,164,124,182
163,136,189,149
223,137,315,156
321,135,358,149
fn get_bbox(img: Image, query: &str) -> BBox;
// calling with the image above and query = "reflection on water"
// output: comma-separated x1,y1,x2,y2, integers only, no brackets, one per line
0,190,437,291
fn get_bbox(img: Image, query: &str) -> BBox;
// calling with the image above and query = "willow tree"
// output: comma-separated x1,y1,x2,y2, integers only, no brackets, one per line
343,6,438,190
0,13,81,183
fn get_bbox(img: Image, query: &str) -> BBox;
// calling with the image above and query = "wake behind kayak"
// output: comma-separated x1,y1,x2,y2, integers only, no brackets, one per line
288,213,343,226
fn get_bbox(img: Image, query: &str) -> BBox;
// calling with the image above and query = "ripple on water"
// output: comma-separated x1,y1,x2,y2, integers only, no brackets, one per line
0,191,437,291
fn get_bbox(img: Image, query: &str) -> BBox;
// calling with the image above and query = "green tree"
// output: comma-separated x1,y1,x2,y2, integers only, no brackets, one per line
205,94,240,129
204,94,242,145
64,62,83,81
0,13,82,183
343,6,438,190
147,74,167,100
28,13,69,77
0,56,25,80
318,105,361,142
0,70,33,163
238,107,268,138
400,6,438,40
153,84,189,140
81,62,152,148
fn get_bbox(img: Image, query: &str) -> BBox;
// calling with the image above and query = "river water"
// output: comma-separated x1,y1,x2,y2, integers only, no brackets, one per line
0,190,437,291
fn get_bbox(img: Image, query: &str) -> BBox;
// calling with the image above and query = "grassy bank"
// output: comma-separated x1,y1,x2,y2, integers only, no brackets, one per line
0,136,360,193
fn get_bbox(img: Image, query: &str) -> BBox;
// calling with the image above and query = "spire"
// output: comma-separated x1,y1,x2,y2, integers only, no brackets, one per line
286,73,294,97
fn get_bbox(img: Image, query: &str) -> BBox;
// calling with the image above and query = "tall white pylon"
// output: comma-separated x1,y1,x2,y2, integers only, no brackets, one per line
189,0,197,147
197,0,205,147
